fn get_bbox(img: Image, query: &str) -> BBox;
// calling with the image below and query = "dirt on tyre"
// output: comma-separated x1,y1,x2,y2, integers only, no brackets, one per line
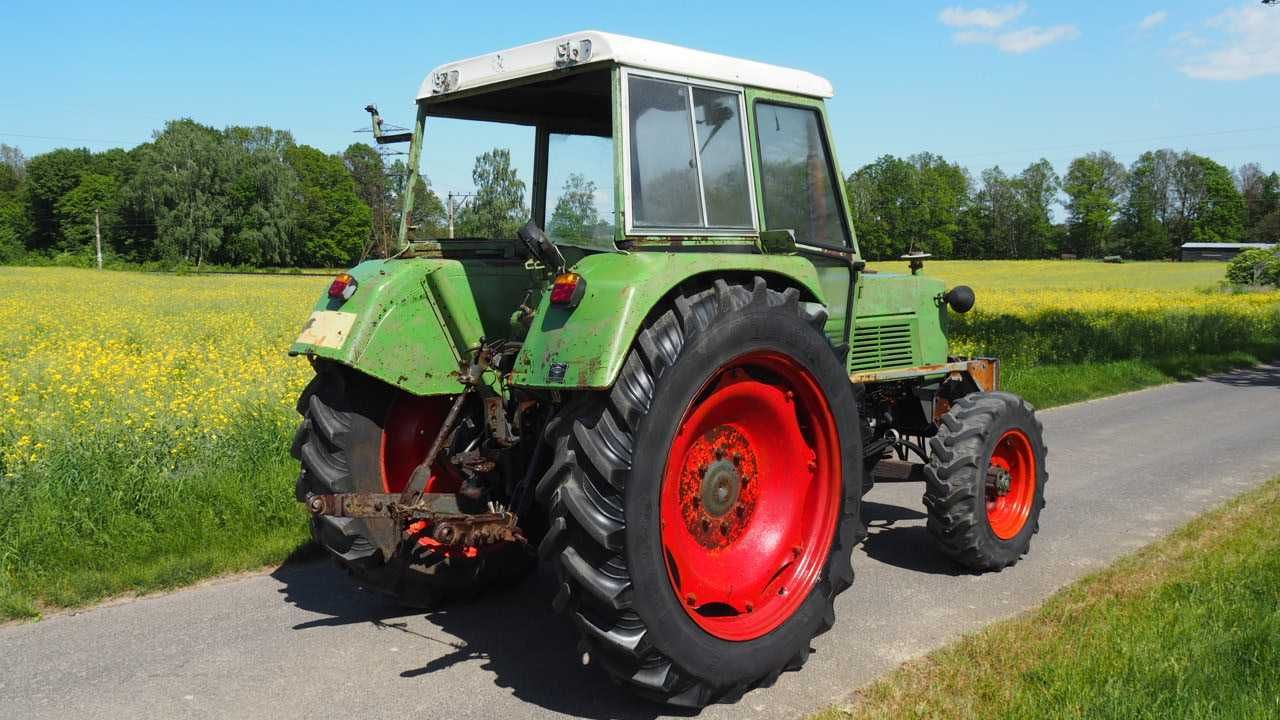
923,392,1047,571
291,360,532,605
536,277,864,707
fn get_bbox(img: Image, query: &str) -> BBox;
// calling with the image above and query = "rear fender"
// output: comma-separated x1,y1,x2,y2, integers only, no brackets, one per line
510,252,827,389
289,259,487,395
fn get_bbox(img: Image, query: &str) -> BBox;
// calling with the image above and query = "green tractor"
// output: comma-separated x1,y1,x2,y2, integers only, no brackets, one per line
290,31,1047,708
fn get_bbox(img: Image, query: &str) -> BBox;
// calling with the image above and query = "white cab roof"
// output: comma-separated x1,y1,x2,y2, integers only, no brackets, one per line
417,30,834,101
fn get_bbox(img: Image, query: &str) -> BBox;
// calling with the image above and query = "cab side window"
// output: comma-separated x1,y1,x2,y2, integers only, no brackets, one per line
754,102,848,247
626,74,754,231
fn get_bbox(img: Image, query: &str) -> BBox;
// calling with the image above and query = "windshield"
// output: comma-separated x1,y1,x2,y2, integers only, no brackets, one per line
410,68,616,249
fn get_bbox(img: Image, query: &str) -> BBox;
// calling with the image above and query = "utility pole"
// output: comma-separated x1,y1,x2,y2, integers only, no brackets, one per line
447,192,473,239
94,208,103,270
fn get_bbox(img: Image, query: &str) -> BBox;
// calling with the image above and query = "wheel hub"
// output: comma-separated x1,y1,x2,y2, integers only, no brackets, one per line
700,459,741,516
987,466,1013,496
675,424,759,549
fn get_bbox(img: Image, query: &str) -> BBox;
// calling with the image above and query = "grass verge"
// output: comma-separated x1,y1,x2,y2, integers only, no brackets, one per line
1005,351,1269,408
814,476,1280,720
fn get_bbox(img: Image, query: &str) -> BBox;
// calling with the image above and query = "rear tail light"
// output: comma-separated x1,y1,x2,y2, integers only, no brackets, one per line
550,272,586,307
328,273,358,300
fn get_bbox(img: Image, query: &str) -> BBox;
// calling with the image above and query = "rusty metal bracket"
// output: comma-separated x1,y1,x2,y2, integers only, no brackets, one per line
306,492,525,547
852,357,1000,392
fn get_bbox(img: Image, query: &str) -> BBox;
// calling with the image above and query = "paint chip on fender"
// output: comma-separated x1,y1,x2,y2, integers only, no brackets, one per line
295,311,357,349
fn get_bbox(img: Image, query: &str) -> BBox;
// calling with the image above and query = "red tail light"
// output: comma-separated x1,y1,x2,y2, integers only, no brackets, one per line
328,273,358,300
550,272,586,307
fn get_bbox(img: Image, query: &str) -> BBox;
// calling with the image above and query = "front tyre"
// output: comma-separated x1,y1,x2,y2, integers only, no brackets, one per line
537,278,864,707
923,392,1047,571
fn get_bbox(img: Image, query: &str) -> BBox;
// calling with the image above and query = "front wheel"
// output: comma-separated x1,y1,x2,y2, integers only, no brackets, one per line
923,392,1047,571
537,278,864,707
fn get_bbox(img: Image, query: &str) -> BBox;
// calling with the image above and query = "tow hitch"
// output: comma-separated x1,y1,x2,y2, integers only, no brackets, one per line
306,491,525,547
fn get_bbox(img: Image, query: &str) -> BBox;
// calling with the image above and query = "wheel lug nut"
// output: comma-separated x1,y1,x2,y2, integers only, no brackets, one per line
701,518,711,530
732,453,742,466
720,522,730,535
735,506,745,518
685,594,697,606
745,602,754,612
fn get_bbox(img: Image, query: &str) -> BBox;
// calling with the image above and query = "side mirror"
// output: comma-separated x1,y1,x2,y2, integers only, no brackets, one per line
518,220,566,274
943,286,975,313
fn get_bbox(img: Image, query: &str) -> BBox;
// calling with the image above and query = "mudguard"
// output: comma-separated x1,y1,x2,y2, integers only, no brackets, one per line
290,252,830,395
289,258,517,396
509,251,828,389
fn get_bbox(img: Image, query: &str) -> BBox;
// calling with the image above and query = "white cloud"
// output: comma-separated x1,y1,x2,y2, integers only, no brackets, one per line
1179,4,1280,81
939,3,1027,29
1138,11,1168,32
994,25,1081,53
953,24,1079,54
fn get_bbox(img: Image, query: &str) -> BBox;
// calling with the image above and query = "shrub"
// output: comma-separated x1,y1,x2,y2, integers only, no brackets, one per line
1227,248,1280,287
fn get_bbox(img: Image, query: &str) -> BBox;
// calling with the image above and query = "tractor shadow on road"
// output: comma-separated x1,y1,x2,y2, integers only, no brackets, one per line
271,561,679,720
1201,362,1280,389
858,500,963,576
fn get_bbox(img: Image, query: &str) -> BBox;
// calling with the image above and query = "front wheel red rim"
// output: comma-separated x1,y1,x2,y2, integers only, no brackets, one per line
986,429,1036,540
659,351,842,642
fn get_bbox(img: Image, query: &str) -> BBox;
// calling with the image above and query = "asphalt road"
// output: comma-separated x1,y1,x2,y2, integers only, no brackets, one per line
5,364,1280,720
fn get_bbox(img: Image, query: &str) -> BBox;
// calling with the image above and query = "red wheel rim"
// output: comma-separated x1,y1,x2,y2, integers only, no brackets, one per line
659,350,842,642
986,429,1035,540
380,393,462,494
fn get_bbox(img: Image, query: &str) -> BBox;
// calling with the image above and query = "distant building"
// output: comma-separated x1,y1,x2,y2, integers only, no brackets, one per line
1180,242,1275,262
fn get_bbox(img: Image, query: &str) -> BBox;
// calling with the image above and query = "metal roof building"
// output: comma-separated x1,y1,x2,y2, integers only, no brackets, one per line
1180,242,1275,261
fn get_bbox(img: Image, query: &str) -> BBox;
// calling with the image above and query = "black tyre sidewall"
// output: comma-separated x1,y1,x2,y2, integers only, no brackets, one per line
300,365,401,564
974,400,1045,559
623,300,862,685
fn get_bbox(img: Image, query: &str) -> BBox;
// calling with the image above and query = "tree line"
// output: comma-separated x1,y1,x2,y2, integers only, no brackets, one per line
847,150,1279,260
2,122,1277,267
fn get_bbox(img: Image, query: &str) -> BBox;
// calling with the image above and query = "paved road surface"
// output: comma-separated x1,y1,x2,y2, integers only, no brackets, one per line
5,364,1280,720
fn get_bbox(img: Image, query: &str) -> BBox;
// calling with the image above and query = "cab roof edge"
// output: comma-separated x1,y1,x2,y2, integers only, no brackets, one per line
417,30,834,101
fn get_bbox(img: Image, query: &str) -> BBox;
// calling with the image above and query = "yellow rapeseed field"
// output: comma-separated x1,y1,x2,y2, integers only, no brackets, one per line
0,268,321,476
1,260,1277,617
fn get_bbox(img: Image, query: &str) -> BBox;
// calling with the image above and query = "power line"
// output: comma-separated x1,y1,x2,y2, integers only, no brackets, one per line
950,125,1280,161
0,131,143,146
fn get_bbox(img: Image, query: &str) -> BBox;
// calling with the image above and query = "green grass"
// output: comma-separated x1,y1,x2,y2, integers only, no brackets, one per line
0,418,310,619
2,261,1278,621
814,477,1280,720
1004,351,1274,408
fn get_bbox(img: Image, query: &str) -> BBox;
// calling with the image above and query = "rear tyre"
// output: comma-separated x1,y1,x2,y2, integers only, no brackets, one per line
923,392,1047,571
291,360,532,606
537,278,864,707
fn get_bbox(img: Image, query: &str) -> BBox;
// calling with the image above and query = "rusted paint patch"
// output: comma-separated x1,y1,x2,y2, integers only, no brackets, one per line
295,310,357,349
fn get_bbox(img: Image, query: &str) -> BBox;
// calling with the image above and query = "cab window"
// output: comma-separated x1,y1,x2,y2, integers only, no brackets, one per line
754,102,848,247
626,74,754,231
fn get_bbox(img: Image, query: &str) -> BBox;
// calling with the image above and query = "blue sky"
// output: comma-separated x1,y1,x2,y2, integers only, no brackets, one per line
3,0,1278,202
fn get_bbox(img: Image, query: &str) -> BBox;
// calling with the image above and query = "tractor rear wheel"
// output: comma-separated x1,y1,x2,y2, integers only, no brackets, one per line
537,278,864,707
291,360,532,606
923,392,1047,571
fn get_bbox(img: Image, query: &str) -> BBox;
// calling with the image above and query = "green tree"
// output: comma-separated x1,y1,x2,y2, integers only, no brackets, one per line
286,144,371,266
846,153,967,259
1064,151,1127,257
1013,159,1060,258
222,126,299,265
455,148,526,239
548,173,600,244
53,173,119,254
124,120,233,265
24,147,93,250
1120,150,1176,259
1189,157,1245,244
0,194,31,261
